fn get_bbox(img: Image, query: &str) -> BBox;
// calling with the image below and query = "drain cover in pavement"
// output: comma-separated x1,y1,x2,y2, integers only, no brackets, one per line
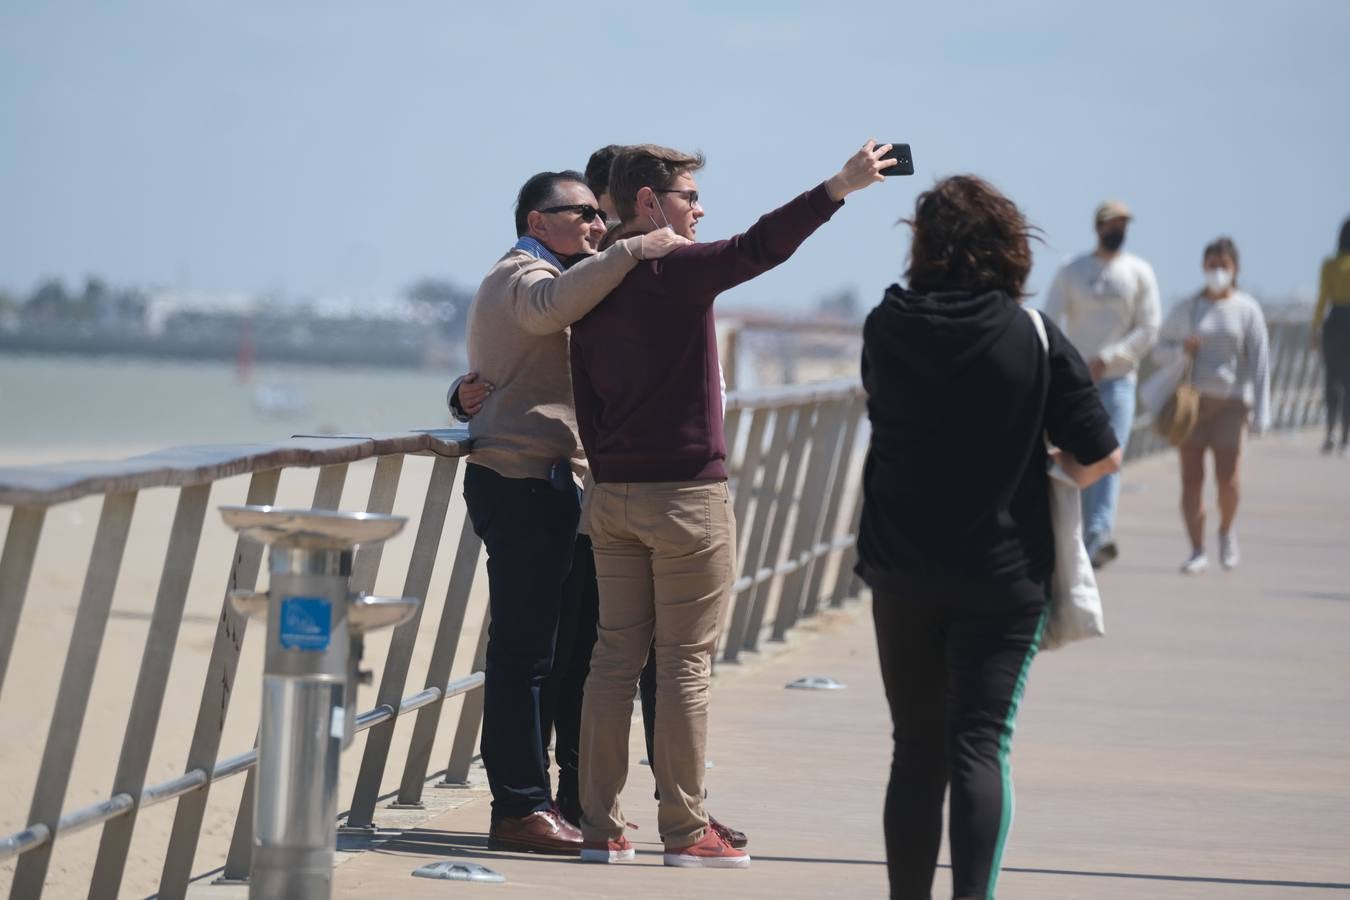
412,861,505,883
786,675,847,690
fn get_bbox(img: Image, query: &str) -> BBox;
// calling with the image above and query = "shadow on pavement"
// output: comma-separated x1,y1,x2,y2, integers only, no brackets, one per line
983,865,1350,891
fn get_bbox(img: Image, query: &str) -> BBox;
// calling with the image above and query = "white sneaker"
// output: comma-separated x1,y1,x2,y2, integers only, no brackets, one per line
1180,551,1208,575
1219,532,1240,570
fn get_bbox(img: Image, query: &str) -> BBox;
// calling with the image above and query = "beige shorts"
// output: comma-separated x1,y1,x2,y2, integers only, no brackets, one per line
1183,395,1248,451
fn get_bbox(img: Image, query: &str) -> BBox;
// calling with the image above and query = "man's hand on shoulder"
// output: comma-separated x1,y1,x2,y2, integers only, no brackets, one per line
636,228,693,260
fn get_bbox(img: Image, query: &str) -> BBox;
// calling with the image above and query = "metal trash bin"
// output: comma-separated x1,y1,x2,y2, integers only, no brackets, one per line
221,505,419,900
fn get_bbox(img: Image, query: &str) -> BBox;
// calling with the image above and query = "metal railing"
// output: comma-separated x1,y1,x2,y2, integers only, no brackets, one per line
0,381,870,898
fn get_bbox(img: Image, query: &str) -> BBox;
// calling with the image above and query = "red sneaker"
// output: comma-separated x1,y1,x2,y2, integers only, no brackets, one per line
663,829,750,869
580,834,636,863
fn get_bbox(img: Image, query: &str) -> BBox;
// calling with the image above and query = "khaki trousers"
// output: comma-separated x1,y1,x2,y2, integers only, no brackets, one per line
578,480,736,849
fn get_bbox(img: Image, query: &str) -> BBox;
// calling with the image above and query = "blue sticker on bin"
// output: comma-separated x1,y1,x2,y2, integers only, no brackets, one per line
279,597,332,651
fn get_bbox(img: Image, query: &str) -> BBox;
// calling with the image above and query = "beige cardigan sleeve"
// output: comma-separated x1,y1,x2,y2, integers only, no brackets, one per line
507,237,644,336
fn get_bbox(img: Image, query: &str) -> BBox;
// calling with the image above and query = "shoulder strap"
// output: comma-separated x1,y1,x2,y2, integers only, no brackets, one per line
1026,306,1050,354
1021,306,1056,463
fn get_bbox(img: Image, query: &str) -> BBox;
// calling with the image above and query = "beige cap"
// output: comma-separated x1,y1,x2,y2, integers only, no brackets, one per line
1094,200,1132,225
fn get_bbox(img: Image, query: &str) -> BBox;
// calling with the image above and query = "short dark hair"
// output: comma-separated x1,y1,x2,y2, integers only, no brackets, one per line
1339,217,1350,256
1202,236,1240,286
609,144,705,223
514,170,587,237
585,145,625,199
904,175,1038,298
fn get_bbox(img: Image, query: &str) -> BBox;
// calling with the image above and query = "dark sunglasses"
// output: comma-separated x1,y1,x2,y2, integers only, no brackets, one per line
539,204,608,224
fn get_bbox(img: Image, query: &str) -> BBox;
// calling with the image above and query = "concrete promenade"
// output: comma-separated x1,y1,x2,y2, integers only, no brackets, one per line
330,429,1350,899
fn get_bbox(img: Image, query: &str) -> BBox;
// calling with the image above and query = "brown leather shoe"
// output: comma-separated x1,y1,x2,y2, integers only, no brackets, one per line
488,809,583,855
709,815,748,849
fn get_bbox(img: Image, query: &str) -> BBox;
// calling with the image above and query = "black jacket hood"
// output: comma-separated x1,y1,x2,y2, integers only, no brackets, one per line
865,284,1024,382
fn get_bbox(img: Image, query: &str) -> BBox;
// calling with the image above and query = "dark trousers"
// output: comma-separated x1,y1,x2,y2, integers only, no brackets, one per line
541,535,600,824
1323,307,1350,444
871,575,1048,900
463,463,580,821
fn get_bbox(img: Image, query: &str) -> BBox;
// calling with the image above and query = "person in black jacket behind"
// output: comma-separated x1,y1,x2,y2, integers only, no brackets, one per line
858,176,1123,900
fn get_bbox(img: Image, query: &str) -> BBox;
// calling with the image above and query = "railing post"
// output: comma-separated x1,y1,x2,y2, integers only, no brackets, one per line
89,484,212,900
802,393,865,614
442,606,491,786
1267,322,1293,429
721,406,793,661
395,515,483,805
345,456,458,828
11,491,138,899
828,482,866,609
772,399,848,642
1298,327,1323,426
0,505,46,700
348,456,406,594
1278,324,1313,428
729,408,769,561
746,406,811,647
159,468,281,900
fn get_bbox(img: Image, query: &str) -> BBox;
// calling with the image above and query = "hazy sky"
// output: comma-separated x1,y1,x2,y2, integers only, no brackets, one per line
3,1,1347,313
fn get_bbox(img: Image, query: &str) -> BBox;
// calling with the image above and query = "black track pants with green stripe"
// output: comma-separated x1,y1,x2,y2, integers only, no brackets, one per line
872,574,1048,900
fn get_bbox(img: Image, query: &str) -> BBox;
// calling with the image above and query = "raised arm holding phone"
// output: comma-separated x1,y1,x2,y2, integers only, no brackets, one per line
570,139,892,870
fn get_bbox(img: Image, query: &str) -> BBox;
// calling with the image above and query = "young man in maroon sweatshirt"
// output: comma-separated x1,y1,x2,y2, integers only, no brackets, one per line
570,140,893,868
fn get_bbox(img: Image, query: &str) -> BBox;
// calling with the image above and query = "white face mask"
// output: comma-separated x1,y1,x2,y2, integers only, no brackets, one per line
1204,267,1234,293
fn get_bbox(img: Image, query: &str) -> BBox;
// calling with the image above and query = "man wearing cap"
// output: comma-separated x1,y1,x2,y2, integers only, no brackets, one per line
1044,201,1160,568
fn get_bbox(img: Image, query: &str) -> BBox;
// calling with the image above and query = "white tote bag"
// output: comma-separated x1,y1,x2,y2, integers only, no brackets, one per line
1026,309,1106,651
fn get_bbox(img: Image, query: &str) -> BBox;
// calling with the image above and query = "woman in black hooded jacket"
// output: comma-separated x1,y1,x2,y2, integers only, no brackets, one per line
858,176,1122,900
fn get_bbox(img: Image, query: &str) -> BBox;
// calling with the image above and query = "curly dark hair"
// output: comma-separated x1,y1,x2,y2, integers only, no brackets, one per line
904,175,1038,298
1339,216,1350,256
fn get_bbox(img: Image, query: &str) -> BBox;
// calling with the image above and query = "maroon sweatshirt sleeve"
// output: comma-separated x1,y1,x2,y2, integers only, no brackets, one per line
647,182,843,305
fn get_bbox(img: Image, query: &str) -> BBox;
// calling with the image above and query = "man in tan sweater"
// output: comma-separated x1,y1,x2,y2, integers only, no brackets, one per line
457,169,685,855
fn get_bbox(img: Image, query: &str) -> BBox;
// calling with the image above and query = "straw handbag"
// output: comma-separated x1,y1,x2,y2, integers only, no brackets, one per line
1153,360,1201,447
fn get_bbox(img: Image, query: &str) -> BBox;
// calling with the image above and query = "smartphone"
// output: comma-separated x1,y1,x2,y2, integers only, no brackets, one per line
880,143,914,176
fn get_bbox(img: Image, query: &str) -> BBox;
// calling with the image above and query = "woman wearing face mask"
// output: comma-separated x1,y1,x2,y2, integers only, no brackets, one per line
1157,237,1270,574
1311,217,1350,455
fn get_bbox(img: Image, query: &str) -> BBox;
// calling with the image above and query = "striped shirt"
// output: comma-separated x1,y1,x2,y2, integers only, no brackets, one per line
1158,290,1271,432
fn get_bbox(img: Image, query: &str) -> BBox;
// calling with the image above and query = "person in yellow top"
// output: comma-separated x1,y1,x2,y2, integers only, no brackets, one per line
1312,217,1350,454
